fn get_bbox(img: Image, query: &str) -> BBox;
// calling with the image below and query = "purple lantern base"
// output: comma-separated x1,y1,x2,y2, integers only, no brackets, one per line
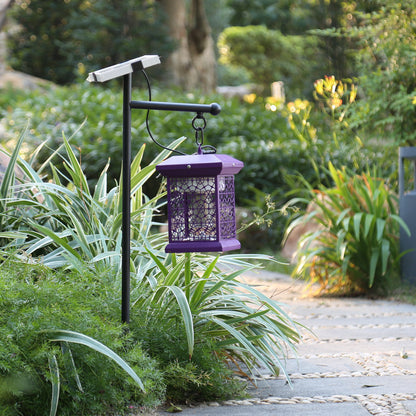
165,238,241,253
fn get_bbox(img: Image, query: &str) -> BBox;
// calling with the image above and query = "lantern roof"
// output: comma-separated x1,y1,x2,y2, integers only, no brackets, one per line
156,154,243,177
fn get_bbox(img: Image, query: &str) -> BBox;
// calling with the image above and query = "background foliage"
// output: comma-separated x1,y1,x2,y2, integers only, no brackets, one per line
1,81,389,249
218,25,319,96
339,0,416,145
8,0,171,84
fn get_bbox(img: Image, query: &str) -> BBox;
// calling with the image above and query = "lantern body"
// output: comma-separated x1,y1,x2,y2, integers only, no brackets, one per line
156,154,243,252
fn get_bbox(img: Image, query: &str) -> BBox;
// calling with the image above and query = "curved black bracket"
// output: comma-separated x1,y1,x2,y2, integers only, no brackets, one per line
130,100,221,115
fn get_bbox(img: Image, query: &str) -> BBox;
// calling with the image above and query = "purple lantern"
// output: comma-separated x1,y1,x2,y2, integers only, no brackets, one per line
156,153,243,253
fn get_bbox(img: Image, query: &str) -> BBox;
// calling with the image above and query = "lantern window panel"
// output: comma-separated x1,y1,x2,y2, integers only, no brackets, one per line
168,176,218,242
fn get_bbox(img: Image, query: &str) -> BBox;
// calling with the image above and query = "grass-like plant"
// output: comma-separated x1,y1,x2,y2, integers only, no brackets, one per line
2,129,184,274
131,251,300,380
286,162,409,295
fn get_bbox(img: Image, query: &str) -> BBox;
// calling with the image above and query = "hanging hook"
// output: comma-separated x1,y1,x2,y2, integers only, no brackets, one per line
192,113,215,154
192,113,206,154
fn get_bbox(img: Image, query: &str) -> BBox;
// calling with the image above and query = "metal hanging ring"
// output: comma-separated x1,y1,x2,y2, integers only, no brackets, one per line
192,113,207,131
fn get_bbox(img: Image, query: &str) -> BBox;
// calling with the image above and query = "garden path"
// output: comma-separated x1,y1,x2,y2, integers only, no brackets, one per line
157,270,416,416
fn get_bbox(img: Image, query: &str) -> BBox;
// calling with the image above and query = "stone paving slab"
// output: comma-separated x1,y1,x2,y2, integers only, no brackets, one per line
404,400,416,412
388,355,416,372
248,375,416,398
283,356,364,375
294,339,416,356
162,402,371,415
304,325,416,339
302,316,416,326
283,301,416,316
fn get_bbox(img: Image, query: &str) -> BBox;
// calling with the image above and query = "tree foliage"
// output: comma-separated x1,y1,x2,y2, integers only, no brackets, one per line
218,25,318,96
343,0,416,145
227,0,316,35
8,0,171,84
226,0,382,81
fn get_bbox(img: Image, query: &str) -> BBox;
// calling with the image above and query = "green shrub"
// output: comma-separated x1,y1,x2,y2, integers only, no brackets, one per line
218,25,319,97
286,163,408,295
128,251,300,383
132,322,243,403
0,83,302,213
0,125,180,273
0,261,164,415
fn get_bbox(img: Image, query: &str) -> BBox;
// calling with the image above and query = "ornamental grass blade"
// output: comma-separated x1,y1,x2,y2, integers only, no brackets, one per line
335,230,347,260
353,213,363,241
0,231,27,239
131,144,146,174
28,224,82,261
210,317,290,382
391,214,411,236
363,214,375,239
381,239,390,275
0,124,25,201
235,282,302,338
376,218,386,242
62,134,90,197
185,253,191,299
196,268,256,307
48,330,145,392
190,256,220,309
369,248,380,287
149,137,187,165
145,246,168,276
163,285,194,358
150,261,185,306
61,342,83,393
93,161,109,203
48,355,60,416
130,165,155,198
335,208,351,226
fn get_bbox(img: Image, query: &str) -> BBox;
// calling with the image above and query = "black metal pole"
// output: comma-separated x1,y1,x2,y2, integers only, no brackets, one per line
121,73,132,324
130,100,221,115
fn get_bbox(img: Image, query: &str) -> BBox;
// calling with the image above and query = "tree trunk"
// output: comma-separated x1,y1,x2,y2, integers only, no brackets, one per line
159,0,216,93
0,0,14,74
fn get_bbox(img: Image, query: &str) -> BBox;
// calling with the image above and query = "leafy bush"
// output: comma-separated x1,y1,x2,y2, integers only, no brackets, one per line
0,261,164,415
1,130,179,273
0,83,312,214
286,163,408,295
218,25,319,97
132,322,243,403
2,74,393,253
